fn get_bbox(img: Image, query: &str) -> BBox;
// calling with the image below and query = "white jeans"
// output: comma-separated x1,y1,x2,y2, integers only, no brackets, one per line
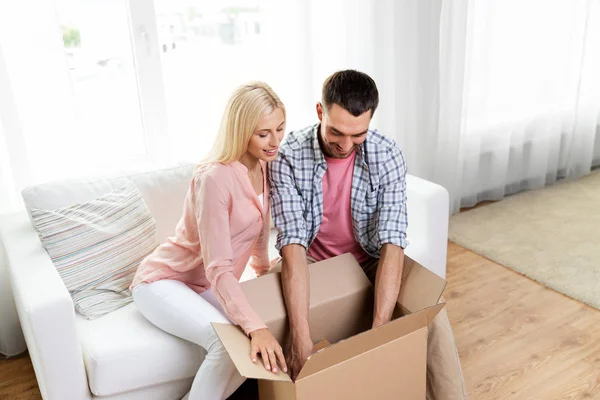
133,280,246,400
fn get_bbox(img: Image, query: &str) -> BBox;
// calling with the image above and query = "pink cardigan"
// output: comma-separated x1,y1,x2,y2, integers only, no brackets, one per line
131,161,271,334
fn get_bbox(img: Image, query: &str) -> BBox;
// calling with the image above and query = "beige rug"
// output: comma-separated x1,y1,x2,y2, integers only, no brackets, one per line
449,171,600,310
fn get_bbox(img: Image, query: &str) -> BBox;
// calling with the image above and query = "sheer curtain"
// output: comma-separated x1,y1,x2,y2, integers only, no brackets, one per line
261,0,444,165
0,0,142,214
1,0,599,215
266,0,600,214
436,0,600,213
0,1,74,213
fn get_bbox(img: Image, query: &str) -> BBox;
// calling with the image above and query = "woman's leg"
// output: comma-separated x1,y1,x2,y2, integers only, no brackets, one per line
133,280,246,400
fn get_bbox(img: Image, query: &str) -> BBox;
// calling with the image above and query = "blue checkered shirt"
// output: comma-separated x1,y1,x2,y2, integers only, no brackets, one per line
268,124,408,258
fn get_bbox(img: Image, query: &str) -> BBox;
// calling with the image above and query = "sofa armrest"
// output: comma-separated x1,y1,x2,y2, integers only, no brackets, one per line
405,174,449,278
0,222,26,357
2,212,92,400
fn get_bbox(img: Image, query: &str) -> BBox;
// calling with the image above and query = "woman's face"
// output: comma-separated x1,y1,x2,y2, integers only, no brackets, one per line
246,107,285,162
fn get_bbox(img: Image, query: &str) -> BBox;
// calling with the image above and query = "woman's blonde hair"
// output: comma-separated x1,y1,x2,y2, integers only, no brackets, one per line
200,81,285,166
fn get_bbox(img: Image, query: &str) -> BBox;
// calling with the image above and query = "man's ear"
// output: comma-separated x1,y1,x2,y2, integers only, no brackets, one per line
316,102,324,122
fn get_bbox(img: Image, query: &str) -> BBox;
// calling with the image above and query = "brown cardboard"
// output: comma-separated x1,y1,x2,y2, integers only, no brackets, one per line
398,256,446,313
212,253,446,400
237,253,374,344
294,303,445,382
311,339,331,353
293,328,428,400
211,323,292,382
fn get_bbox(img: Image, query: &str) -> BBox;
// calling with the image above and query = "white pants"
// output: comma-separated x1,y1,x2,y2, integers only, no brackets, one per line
133,280,246,400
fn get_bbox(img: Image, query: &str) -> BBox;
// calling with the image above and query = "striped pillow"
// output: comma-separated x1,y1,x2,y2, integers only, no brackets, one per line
30,184,159,319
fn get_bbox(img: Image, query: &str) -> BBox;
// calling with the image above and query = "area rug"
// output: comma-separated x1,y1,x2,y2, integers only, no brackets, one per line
449,171,600,310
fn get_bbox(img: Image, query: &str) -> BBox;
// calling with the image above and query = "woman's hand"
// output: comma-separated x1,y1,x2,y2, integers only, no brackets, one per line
270,257,282,269
255,257,281,278
249,328,288,374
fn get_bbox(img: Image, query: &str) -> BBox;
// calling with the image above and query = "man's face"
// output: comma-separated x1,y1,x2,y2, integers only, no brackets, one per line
317,103,370,159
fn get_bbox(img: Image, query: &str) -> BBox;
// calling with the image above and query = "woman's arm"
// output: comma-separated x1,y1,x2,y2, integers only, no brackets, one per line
195,170,287,372
194,171,266,335
248,205,271,277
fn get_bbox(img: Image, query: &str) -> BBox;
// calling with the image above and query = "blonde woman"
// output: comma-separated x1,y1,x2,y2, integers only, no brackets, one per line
130,82,287,400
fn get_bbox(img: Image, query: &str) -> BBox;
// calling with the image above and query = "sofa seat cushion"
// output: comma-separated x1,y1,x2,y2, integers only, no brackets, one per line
76,303,205,396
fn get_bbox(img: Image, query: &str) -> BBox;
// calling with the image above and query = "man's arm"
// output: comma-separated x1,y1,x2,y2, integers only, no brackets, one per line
281,244,313,378
372,244,404,328
281,244,310,339
373,143,409,327
268,151,313,378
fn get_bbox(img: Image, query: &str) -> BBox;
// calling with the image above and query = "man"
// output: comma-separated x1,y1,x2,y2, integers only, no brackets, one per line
269,70,468,399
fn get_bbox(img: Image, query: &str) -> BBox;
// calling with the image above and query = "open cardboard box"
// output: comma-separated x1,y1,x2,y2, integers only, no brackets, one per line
213,253,446,399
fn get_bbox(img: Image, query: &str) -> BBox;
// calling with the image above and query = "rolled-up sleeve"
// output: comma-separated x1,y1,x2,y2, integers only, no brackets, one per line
268,153,309,252
194,173,266,335
377,145,409,249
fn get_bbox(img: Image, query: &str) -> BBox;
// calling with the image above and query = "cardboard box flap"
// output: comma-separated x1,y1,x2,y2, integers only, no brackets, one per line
293,329,429,400
296,303,445,382
211,323,292,382
312,339,331,353
398,256,446,313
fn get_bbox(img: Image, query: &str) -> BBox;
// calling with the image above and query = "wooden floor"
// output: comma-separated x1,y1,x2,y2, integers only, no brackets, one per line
445,243,600,399
1,242,599,399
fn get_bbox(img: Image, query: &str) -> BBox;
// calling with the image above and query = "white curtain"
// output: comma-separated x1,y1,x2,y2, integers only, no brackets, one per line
267,0,600,214
261,0,445,172
0,0,103,213
1,0,599,215
435,0,600,213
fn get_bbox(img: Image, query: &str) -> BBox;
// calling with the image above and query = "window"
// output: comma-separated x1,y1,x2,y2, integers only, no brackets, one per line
0,0,321,213
54,0,146,173
153,1,267,162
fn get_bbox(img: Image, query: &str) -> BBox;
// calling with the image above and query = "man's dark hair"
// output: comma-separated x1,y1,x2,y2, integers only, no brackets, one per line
322,70,379,117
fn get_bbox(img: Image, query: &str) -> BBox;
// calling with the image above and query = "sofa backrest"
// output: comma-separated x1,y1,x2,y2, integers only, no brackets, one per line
21,164,195,244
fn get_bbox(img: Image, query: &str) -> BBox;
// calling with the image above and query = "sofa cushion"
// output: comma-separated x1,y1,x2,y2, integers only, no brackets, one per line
21,164,195,244
30,184,159,319
76,303,205,397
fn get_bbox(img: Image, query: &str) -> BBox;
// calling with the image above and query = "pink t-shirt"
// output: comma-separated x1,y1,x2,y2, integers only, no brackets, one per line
307,151,370,264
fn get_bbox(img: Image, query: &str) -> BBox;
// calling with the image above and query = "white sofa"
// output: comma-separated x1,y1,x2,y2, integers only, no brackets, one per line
0,235,26,357
2,164,449,400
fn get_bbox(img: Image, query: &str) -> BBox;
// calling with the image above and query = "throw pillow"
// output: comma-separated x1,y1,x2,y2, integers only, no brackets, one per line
30,184,158,319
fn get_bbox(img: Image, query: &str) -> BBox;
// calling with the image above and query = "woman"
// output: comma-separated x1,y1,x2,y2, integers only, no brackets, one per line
130,82,287,400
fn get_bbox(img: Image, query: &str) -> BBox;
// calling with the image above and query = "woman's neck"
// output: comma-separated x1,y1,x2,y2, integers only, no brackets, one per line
239,153,261,174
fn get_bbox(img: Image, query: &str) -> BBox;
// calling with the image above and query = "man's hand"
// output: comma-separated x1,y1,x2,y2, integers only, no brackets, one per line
372,317,389,329
286,335,314,381
249,328,288,374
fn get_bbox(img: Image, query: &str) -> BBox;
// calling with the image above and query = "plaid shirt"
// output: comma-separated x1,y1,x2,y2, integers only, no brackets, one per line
268,124,408,259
